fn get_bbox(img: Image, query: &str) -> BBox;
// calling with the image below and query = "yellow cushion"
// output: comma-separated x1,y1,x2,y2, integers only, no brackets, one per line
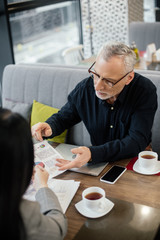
31,100,67,143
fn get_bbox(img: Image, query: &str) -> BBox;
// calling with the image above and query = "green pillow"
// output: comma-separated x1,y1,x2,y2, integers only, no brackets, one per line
31,100,67,143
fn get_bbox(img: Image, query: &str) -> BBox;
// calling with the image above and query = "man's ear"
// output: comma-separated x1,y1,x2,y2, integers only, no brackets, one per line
125,71,134,85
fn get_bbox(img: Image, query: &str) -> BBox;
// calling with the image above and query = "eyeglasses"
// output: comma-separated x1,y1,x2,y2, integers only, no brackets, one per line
88,61,133,88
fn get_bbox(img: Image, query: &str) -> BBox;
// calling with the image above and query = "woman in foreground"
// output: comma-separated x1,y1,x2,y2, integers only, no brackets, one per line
0,109,67,240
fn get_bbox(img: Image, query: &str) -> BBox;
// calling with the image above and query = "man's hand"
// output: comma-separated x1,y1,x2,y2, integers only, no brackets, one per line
56,146,91,170
31,122,52,141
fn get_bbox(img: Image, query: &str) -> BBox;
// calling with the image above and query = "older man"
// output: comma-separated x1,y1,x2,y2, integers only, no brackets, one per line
32,42,157,170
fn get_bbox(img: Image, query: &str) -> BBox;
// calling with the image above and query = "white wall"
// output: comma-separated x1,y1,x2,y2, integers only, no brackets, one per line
80,0,128,58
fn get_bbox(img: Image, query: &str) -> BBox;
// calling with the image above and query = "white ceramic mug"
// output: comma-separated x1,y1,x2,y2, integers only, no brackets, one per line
138,151,158,171
82,186,106,212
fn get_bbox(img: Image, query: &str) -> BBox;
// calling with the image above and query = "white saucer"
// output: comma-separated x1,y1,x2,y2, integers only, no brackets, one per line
133,160,160,175
75,198,114,218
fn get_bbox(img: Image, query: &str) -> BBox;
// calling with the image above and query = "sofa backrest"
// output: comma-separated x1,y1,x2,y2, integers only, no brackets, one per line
2,64,160,157
136,69,160,156
129,22,160,51
2,64,91,146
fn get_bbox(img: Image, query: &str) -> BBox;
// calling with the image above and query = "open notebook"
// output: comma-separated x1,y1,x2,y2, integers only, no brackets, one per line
55,143,108,176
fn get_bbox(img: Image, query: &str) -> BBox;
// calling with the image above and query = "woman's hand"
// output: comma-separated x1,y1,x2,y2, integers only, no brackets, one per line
33,165,49,191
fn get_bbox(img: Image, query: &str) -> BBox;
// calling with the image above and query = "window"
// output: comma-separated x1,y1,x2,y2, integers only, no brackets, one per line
8,0,82,64
7,0,32,3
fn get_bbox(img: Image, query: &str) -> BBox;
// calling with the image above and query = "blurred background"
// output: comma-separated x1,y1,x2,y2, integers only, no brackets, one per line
1,0,159,65
0,0,160,105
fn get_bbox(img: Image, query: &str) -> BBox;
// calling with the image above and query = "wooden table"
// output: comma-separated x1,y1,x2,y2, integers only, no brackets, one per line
55,157,160,240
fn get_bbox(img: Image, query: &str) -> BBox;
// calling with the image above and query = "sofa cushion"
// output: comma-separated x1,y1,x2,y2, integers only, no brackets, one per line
31,100,67,143
2,98,32,120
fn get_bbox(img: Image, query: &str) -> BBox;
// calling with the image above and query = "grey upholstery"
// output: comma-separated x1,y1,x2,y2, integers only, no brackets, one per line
2,64,91,146
129,22,160,51
136,69,160,156
2,64,160,157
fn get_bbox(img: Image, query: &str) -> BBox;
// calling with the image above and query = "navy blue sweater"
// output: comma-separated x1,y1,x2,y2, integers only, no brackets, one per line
46,73,157,164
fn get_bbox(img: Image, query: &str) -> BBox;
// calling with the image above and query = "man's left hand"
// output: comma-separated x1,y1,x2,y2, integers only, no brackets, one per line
56,146,91,170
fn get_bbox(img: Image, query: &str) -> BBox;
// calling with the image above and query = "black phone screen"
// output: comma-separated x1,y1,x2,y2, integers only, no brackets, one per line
101,165,126,183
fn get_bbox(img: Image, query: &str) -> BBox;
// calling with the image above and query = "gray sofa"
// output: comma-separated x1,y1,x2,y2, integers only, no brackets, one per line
129,22,160,51
2,64,160,157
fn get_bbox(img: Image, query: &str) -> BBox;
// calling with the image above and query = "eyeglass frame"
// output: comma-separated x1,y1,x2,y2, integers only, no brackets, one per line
88,61,133,88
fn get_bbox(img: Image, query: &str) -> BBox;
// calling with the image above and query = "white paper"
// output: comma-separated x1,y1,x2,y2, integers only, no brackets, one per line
48,179,80,213
34,140,66,178
24,179,80,213
24,141,80,213
156,48,160,61
146,43,156,62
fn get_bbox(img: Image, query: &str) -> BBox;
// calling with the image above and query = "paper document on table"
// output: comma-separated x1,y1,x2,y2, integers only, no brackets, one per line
48,179,80,213
34,140,65,178
24,179,80,213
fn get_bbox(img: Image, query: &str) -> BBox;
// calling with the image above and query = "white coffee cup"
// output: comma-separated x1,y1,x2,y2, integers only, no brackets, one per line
82,186,106,212
138,151,158,171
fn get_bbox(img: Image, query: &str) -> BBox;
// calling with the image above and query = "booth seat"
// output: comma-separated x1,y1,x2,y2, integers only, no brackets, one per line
129,22,160,51
2,64,160,156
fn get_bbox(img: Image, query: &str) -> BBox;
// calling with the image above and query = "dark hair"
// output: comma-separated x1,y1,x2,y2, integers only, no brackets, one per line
0,109,34,239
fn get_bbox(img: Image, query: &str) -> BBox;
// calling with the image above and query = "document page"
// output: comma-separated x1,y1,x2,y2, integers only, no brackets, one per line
24,140,80,213
34,140,66,178
48,179,80,213
24,179,80,213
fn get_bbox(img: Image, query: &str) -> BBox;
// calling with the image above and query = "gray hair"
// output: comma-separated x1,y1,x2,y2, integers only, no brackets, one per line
97,41,137,72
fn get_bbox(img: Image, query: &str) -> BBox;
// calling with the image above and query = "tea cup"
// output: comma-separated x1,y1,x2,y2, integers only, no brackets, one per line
82,186,106,212
138,151,158,171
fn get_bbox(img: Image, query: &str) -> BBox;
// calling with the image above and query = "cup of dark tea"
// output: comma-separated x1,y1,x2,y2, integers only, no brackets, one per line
138,151,158,171
82,187,106,211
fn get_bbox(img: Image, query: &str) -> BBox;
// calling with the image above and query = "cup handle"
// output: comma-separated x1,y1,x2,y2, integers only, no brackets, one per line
98,199,106,211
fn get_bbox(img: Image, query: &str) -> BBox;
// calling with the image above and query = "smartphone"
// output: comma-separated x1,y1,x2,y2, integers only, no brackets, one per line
100,165,126,184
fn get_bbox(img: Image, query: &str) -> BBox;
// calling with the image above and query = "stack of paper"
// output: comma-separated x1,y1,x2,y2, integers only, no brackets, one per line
155,49,160,61
146,43,160,62
24,140,80,213
24,179,80,213
146,43,156,62
48,179,80,213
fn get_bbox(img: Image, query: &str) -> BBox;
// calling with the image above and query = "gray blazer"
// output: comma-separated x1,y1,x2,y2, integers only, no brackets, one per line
21,187,67,240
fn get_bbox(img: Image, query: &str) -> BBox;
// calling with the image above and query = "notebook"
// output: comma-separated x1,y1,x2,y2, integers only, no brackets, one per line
55,143,108,176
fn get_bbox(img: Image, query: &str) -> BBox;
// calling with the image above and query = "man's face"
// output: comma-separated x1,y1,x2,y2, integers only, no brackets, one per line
93,56,134,101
